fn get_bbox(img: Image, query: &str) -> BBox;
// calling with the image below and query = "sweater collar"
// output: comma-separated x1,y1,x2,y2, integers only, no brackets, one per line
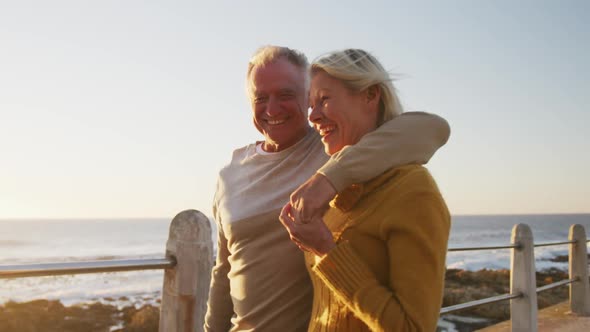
331,167,402,212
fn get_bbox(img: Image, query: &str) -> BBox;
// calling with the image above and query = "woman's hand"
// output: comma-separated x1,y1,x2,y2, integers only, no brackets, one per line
288,173,336,224
279,203,335,257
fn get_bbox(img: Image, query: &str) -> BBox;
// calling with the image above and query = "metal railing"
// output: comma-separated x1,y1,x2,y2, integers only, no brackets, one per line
534,240,576,248
447,244,520,252
536,278,576,293
440,292,522,315
0,258,175,279
439,224,590,331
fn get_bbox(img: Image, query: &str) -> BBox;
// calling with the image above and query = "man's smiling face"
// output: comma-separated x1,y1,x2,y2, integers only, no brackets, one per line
249,57,309,152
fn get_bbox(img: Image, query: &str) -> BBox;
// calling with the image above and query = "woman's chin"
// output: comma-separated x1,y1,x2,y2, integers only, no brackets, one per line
320,132,346,155
324,143,343,156
324,146,334,156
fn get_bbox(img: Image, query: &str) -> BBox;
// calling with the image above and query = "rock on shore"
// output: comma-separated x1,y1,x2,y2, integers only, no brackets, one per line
0,299,159,332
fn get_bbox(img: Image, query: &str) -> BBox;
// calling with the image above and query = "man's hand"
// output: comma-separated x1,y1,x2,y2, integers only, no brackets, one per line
279,203,335,257
289,173,337,224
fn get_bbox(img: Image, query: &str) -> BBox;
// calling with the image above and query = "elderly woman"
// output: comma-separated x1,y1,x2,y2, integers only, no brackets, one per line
280,49,450,332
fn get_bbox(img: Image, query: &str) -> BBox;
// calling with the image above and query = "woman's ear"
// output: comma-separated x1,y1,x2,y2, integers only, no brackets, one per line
366,85,381,111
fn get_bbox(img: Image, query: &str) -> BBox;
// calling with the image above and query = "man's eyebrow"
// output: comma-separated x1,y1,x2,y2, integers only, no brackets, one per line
278,88,296,94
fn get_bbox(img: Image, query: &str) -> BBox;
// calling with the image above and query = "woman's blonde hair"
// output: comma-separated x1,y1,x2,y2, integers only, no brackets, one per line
311,49,402,126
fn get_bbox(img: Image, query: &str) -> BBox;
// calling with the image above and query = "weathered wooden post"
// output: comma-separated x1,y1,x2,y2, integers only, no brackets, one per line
159,210,213,332
568,224,590,315
510,223,538,332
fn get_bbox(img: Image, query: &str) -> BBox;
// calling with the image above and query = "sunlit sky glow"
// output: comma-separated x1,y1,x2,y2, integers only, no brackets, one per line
1,0,589,218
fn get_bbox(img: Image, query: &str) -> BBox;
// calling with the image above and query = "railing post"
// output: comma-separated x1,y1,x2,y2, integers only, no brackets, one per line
569,224,590,315
510,223,538,332
159,210,213,332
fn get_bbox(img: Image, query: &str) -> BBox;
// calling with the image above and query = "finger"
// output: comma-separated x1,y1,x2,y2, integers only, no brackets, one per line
292,238,308,252
289,197,311,225
289,190,298,208
286,200,308,225
291,183,310,221
292,205,309,225
279,203,293,228
290,201,302,224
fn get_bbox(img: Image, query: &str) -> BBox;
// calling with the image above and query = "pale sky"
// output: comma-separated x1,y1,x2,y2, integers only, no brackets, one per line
1,0,588,219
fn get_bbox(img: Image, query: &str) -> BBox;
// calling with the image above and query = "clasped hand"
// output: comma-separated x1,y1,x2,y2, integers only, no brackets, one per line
279,203,335,257
288,173,336,224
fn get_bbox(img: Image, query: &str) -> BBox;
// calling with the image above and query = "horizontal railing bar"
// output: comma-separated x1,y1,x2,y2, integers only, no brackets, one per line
0,258,175,279
440,292,522,314
536,278,576,293
448,244,520,252
448,239,587,252
534,240,575,248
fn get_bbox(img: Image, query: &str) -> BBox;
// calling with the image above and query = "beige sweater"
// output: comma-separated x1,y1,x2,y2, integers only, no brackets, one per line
204,112,450,332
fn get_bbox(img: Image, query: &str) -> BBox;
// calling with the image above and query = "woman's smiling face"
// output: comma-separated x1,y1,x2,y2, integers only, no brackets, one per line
309,71,379,155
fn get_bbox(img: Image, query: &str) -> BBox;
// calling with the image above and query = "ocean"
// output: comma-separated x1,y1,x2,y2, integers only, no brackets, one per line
1,214,589,306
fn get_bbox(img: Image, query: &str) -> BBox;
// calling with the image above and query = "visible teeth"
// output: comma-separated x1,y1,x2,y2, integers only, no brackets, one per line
268,119,286,125
318,125,335,136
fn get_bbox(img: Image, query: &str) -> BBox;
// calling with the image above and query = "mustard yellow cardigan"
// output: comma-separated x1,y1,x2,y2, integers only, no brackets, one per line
305,165,450,332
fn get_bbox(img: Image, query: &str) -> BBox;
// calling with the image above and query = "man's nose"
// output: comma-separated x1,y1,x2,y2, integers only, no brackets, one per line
265,96,282,117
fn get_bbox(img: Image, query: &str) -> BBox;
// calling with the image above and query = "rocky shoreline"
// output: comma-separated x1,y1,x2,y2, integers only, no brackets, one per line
0,262,576,332
0,298,160,332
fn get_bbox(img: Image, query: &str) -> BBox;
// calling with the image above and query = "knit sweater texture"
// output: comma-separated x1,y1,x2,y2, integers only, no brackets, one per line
204,112,450,332
306,165,450,332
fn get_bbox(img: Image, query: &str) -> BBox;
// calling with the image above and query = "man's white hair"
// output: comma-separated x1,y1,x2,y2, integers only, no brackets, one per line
246,45,310,98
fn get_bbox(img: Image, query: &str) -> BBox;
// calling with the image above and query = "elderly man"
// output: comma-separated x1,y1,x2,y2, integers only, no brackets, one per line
204,46,450,332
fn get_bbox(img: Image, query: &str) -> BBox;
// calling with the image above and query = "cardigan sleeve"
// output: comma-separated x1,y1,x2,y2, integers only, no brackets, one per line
312,188,450,332
317,112,450,192
204,197,234,332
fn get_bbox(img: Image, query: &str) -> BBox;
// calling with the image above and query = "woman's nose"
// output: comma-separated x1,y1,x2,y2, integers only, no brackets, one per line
309,105,322,123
